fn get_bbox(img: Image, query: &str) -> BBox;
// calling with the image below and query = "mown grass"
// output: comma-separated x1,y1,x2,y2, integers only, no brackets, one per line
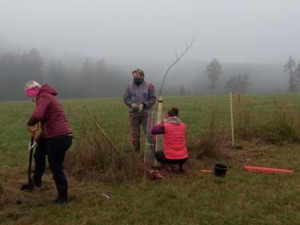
1,94,300,225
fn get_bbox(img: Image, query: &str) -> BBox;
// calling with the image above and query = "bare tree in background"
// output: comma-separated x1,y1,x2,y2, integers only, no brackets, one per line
206,58,222,91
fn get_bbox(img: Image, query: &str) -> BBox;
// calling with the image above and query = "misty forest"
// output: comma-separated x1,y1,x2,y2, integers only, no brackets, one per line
1,43,300,101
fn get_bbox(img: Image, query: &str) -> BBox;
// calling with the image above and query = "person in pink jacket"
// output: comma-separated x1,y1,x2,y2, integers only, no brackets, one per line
25,81,73,204
151,107,188,172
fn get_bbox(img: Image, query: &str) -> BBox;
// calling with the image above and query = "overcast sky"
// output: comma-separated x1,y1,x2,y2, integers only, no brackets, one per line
0,0,299,64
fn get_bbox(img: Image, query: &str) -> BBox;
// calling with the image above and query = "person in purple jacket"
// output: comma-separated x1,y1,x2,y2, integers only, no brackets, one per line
24,81,73,204
151,107,188,172
123,69,157,153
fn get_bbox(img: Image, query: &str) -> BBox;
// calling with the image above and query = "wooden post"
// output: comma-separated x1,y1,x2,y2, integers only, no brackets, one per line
156,96,164,124
154,96,164,166
230,91,235,147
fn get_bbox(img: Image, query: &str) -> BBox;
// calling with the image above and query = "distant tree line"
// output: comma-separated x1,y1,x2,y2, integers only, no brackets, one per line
0,48,127,101
0,47,296,101
0,49,44,100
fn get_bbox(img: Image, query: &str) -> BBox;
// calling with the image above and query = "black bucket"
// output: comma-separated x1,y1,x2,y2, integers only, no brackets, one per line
214,163,228,177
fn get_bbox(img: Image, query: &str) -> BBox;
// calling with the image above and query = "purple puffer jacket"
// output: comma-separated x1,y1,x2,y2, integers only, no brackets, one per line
27,84,72,142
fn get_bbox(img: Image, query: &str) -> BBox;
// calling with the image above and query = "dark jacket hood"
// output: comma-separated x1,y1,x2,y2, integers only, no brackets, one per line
37,84,57,97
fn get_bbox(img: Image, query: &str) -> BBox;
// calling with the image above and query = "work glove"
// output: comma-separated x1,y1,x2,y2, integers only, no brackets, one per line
131,103,138,111
29,141,37,150
138,104,144,113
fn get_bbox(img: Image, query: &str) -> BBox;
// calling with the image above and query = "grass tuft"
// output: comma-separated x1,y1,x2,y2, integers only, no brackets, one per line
234,98,258,139
261,100,299,144
194,111,225,160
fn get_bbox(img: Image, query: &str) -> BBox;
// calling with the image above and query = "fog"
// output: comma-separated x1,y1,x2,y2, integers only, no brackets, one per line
0,0,300,100
1,0,300,63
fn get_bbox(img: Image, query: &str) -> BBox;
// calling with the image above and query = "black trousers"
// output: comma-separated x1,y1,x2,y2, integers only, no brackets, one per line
33,135,72,199
154,151,188,171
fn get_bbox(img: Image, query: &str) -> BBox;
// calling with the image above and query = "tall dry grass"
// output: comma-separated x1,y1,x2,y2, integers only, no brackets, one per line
193,111,227,160
234,97,258,139
66,116,143,183
233,95,300,144
261,100,300,143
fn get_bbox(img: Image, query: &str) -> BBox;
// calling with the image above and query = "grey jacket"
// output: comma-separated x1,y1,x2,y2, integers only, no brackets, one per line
123,80,156,114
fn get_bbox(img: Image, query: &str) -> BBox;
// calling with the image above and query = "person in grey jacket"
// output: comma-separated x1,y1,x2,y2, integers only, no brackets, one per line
123,68,157,153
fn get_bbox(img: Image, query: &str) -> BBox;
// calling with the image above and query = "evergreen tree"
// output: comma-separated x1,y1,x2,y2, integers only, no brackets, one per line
284,56,297,92
206,58,222,90
224,74,251,93
179,85,186,95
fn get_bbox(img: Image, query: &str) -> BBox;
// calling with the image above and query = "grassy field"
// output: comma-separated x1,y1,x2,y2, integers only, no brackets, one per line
0,94,300,225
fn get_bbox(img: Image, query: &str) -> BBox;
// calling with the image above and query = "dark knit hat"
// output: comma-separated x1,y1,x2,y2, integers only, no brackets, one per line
167,107,179,117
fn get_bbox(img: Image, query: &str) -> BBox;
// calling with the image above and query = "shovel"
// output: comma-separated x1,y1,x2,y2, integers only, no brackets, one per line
21,124,39,191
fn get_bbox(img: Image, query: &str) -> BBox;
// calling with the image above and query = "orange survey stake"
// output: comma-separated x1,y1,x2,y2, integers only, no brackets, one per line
243,166,294,174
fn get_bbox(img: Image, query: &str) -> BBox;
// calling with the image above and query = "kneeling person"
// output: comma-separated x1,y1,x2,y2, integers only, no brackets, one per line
151,107,188,172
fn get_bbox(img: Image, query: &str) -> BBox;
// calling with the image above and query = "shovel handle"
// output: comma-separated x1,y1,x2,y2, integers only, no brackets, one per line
27,124,39,138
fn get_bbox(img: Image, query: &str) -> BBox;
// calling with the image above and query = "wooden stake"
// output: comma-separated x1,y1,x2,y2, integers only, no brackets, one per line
156,96,164,124
94,120,118,152
154,96,164,166
230,91,235,147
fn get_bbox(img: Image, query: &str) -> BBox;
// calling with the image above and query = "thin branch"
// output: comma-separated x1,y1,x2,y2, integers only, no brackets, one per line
94,120,118,152
158,35,195,97
174,49,178,59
